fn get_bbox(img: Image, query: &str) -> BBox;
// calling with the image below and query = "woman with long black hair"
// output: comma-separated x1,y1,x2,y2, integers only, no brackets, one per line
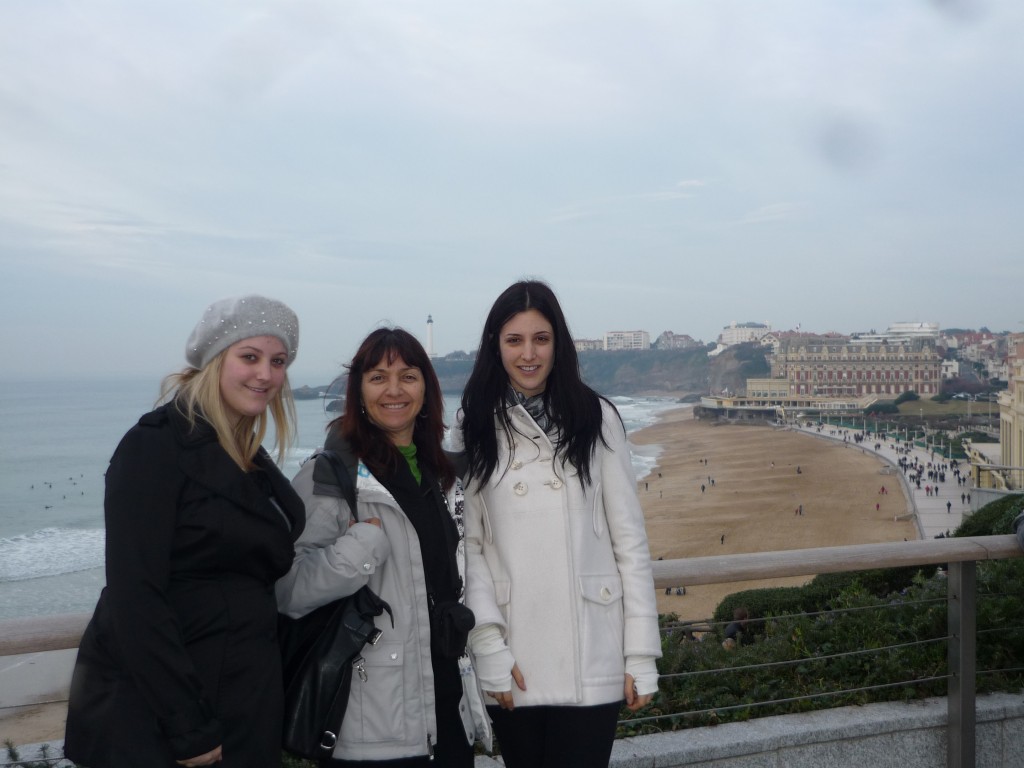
456,280,661,768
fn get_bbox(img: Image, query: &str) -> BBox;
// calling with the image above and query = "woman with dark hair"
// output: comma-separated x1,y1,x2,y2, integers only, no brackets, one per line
456,280,661,768
65,295,305,768
277,327,485,767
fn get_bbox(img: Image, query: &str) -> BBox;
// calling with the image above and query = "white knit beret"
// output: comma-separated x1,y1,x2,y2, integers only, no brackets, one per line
185,295,299,369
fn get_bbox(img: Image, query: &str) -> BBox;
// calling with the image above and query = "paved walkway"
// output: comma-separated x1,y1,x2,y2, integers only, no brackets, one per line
789,422,975,540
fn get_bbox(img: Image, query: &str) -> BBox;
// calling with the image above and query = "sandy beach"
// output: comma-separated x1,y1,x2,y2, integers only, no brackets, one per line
632,408,918,623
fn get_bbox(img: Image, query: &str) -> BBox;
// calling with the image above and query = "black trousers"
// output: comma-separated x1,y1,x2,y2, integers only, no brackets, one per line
487,701,622,768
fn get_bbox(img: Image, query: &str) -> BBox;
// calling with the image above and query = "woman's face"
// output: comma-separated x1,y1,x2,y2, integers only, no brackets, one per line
361,354,426,446
219,336,289,425
498,309,555,397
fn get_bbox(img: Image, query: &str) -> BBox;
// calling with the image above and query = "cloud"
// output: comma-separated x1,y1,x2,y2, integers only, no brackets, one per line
547,180,709,223
738,203,806,226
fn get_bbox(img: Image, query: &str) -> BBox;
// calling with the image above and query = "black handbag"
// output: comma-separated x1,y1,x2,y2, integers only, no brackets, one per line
279,449,393,760
280,585,392,759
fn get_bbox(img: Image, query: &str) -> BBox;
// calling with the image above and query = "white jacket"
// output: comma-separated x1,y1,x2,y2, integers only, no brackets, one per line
276,450,488,761
459,400,661,707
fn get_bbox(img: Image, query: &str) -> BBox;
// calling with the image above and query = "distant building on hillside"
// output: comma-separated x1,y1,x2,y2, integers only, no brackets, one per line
850,322,940,345
719,321,771,346
653,331,700,350
604,330,650,351
885,322,940,339
574,338,603,352
770,334,943,398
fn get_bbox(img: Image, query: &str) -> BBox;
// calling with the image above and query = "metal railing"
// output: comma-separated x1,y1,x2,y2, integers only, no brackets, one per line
2,534,1021,768
648,533,1022,768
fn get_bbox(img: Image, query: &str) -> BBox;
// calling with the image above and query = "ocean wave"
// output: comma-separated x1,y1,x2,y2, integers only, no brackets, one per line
0,527,105,582
612,396,688,433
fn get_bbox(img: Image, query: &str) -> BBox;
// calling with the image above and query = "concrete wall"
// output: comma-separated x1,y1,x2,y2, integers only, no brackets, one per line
601,694,1024,768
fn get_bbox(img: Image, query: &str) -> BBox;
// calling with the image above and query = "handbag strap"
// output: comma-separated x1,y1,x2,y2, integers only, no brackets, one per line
316,448,358,522
311,448,360,754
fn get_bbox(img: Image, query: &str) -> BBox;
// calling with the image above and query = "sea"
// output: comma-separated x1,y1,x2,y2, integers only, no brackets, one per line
0,378,684,621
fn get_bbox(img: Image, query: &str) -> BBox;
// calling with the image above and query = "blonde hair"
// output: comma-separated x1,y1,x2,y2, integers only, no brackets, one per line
160,350,296,471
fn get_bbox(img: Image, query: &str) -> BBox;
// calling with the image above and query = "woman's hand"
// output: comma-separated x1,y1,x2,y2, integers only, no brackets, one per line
363,517,382,528
624,673,652,711
176,745,222,766
484,663,526,710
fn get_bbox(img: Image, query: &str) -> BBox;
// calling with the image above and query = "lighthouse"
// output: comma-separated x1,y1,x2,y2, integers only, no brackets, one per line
427,315,435,357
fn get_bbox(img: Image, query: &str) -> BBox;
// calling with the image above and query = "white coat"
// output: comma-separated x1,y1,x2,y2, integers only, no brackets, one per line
460,399,661,707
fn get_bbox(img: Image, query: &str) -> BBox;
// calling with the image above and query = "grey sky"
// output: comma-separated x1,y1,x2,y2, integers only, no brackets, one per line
2,0,1022,385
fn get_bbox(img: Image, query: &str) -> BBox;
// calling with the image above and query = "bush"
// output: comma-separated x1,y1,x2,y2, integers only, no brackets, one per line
894,391,920,405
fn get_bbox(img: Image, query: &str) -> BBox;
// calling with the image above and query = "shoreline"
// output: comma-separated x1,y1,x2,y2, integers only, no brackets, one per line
630,408,918,623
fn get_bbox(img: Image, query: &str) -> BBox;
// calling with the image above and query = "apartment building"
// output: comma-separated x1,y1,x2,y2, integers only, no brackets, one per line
604,330,650,351
719,321,771,346
573,338,603,352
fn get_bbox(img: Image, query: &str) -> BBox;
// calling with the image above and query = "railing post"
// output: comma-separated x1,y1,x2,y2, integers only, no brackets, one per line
947,560,976,768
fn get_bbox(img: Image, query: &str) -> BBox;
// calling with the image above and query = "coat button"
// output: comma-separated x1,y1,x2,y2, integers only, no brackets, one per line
512,460,523,470
363,562,372,571
390,652,398,660
513,482,528,496
600,587,612,600
550,477,563,489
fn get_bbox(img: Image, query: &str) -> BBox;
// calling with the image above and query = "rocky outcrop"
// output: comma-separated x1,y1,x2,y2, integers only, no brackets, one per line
292,344,769,398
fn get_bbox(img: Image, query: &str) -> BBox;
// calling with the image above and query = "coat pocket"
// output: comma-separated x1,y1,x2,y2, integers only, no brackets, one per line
578,574,624,685
343,641,405,744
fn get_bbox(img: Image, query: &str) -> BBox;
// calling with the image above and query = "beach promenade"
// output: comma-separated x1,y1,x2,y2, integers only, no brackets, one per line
789,420,974,540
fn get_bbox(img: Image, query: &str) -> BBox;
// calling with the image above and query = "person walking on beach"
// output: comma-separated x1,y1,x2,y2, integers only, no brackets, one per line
64,296,305,768
455,280,660,768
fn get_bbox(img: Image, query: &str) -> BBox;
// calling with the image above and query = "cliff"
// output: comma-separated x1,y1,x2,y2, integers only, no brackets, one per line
294,345,768,399
575,344,768,396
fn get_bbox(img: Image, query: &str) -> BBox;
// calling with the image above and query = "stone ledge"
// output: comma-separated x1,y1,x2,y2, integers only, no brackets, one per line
610,693,1024,768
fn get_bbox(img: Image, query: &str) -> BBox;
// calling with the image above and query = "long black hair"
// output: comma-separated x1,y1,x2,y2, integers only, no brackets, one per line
460,280,608,487
333,328,455,492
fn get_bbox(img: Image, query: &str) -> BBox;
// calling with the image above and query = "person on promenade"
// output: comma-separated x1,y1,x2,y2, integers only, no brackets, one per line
276,328,482,767
64,296,305,768
455,280,661,768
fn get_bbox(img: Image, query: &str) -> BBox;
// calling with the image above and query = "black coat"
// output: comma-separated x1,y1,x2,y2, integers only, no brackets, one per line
64,404,305,767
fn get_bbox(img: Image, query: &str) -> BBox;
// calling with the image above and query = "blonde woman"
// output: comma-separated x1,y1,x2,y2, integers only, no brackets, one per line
65,295,305,768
